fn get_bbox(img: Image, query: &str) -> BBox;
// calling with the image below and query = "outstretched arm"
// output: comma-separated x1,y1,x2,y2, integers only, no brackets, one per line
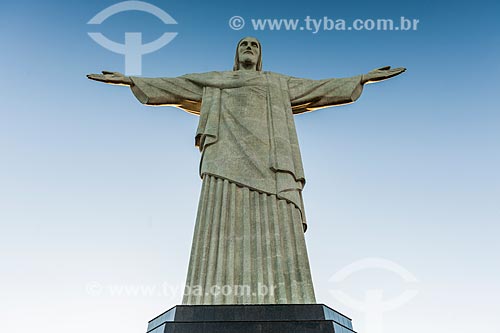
288,66,405,114
87,71,204,115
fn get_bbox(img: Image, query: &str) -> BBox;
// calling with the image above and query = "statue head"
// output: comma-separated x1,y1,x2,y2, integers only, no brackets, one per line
233,36,262,71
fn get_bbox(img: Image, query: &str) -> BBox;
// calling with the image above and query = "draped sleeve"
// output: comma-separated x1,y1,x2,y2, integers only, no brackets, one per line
129,75,204,115
287,75,364,114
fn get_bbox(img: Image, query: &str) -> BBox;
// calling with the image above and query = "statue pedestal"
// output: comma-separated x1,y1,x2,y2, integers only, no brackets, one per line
146,304,356,333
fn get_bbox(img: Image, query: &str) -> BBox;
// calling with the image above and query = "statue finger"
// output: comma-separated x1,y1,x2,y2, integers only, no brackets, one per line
390,68,406,76
87,74,104,81
391,67,405,73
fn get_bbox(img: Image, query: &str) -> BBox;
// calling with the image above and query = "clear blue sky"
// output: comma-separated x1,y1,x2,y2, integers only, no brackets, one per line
1,0,499,332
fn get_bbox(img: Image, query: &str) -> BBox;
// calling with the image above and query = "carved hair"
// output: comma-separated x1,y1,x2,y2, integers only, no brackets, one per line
233,37,262,71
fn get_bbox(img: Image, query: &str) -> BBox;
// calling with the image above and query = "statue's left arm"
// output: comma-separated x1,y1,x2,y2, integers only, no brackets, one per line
288,66,405,114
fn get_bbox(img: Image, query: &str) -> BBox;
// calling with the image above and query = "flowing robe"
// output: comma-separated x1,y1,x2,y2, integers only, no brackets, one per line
130,71,363,304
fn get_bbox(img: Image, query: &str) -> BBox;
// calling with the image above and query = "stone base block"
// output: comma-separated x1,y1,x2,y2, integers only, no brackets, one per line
146,304,356,333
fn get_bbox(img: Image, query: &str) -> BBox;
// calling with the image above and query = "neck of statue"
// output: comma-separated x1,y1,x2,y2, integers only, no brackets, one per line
238,62,257,71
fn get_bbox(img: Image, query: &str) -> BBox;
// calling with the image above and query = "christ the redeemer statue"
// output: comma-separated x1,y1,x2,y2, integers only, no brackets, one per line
88,36,405,305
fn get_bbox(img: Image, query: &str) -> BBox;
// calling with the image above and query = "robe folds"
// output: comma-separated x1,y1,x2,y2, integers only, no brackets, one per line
129,71,363,304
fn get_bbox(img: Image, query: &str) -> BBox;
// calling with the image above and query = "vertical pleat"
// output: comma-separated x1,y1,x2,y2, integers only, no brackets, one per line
260,193,276,303
241,187,251,303
182,175,316,305
253,191,264,303
205,178,224,303
214,179,230,302
280,198,299,303
226,181,236,303
268,194,288,303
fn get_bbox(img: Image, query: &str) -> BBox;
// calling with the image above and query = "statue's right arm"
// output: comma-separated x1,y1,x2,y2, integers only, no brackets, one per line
86,71,132,86
87,71,204,115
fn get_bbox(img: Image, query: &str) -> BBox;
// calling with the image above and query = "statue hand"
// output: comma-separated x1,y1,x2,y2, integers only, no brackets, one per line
362,66,406,84
86,71,132,86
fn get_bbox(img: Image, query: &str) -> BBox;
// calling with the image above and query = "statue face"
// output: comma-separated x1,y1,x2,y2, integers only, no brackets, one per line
238,37,260,67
